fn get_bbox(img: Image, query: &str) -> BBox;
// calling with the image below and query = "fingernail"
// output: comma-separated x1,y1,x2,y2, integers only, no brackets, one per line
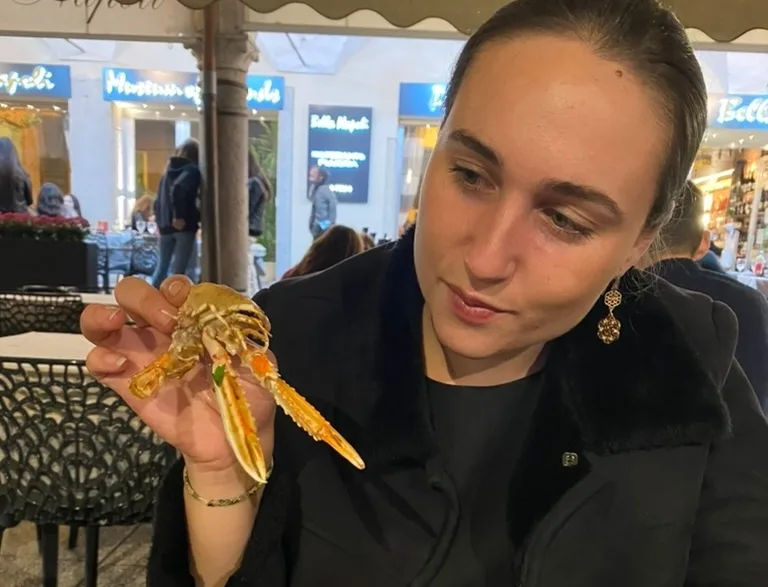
168,281,183,296
160,308,177,327
115,356,127,367
107,306,122,321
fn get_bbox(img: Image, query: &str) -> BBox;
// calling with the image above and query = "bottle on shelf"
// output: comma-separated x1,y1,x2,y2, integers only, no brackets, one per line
753,251,766,276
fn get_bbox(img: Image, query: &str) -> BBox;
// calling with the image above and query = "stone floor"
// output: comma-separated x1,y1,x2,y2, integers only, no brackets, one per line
0,522,150,586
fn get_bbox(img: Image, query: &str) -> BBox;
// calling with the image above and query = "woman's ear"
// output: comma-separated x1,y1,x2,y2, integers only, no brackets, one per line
692,230,711,261
625,231,657,270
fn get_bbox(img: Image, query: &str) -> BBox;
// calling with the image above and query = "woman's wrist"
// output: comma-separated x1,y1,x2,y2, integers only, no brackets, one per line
183,459,259,498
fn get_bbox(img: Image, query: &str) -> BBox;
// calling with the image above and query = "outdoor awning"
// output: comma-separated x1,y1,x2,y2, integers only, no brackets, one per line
114,0,767,43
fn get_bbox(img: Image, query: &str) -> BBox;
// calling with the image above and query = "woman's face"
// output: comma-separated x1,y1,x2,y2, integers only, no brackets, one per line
415,35,669,361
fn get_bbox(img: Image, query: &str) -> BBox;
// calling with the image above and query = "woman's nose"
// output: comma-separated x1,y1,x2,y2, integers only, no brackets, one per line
463,210,526,285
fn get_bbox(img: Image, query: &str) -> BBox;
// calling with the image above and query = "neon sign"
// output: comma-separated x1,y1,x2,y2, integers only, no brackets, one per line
102,68,198,103
398,82,447,119
246,78,282,107
0,64,72,100
102,68,285,110
307,105,373,204
712,95,768,130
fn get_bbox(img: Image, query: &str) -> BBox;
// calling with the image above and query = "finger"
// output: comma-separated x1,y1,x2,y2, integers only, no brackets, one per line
160,274,192,308
86,346,128,378
114,276,177,334
125,311,149,328
80,304,125,346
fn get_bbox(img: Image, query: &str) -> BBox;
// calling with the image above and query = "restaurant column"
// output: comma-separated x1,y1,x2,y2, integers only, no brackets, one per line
188,0,257,291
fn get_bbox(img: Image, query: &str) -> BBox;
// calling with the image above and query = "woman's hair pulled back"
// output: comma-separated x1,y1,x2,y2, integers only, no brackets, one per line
444,0,707,232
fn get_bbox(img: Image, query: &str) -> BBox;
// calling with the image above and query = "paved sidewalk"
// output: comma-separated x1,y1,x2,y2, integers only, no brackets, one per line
0,522,149,586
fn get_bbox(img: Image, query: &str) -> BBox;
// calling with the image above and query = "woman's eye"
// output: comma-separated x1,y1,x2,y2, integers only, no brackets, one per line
450,166,487,191
545,209,594,240
550,211,576,230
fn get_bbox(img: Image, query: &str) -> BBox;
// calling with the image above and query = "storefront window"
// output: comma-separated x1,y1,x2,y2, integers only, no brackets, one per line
0,103,71,199
693,142,768,266
398,123,438,227
0,64,72,202
135,119,176,197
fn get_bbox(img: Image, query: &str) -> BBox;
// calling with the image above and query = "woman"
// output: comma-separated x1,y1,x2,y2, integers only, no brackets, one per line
81,1,768,585
36,183,64,216
360,231,376,251
248,151,272,238
130,194,154,230
0,137,32,213
151,138,202,287
282,225,363,279
62,193,82,218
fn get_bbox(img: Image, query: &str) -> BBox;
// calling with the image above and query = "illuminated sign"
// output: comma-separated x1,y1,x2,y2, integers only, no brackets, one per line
0,64,72,100
101,68,285,110
711,94,768,130
307,105,373,204
398,82,447,119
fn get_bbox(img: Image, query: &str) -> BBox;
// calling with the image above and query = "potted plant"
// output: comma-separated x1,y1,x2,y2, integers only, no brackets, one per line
250,119,278,281
0,213,98,291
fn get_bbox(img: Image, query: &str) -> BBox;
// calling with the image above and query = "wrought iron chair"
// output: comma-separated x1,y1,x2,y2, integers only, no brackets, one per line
0,358,176,587
0,292,84,337
129,233,159,278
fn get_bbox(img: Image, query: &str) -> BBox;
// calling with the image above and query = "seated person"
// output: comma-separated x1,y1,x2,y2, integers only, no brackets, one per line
652,180,768,411
282,225,364,279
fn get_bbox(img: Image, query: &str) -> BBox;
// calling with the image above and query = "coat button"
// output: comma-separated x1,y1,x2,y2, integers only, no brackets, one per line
561,452,579,467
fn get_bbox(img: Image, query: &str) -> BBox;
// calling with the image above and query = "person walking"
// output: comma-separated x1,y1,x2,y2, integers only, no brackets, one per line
151,138,202,287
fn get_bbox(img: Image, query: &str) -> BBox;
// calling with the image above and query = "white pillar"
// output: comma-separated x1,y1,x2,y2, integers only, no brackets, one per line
119,113,136,228
68,76,117,226
188,0,257,292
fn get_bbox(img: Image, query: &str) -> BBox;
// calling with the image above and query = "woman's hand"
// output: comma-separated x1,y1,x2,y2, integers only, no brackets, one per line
80,275,276,476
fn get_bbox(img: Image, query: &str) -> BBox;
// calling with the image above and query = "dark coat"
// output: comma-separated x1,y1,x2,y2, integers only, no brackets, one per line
149,229,768,587
154,156,201,235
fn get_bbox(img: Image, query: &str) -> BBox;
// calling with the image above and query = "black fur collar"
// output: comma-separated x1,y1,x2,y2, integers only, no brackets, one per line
365,227,731,466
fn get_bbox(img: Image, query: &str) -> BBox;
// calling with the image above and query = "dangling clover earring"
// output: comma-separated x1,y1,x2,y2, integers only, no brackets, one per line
597,277,622,345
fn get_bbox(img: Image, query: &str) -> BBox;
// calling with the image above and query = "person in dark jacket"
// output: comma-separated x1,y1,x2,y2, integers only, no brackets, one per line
248,151,272,238
653,180,768,411
698,248,726,273
307,165,337,240
81,1,768,586
0,137,32,213
151,138,202,288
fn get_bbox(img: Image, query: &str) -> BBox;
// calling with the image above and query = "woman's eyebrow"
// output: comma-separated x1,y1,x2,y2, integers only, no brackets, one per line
536,179,624,222
446,129,502,168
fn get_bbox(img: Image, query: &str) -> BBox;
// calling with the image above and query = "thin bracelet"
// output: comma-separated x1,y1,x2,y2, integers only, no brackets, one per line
183,463,273,508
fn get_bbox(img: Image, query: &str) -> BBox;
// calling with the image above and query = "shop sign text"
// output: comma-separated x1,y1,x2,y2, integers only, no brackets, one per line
102,68,285,110
713,95,768,130
307,105,373,204
13,0,165,26
0,64,72,100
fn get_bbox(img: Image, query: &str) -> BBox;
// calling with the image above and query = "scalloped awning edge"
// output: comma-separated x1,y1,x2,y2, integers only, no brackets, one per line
112,0,768,43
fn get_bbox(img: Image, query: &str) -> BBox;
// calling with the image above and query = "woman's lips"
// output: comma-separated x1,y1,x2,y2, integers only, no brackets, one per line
447,286,503,325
